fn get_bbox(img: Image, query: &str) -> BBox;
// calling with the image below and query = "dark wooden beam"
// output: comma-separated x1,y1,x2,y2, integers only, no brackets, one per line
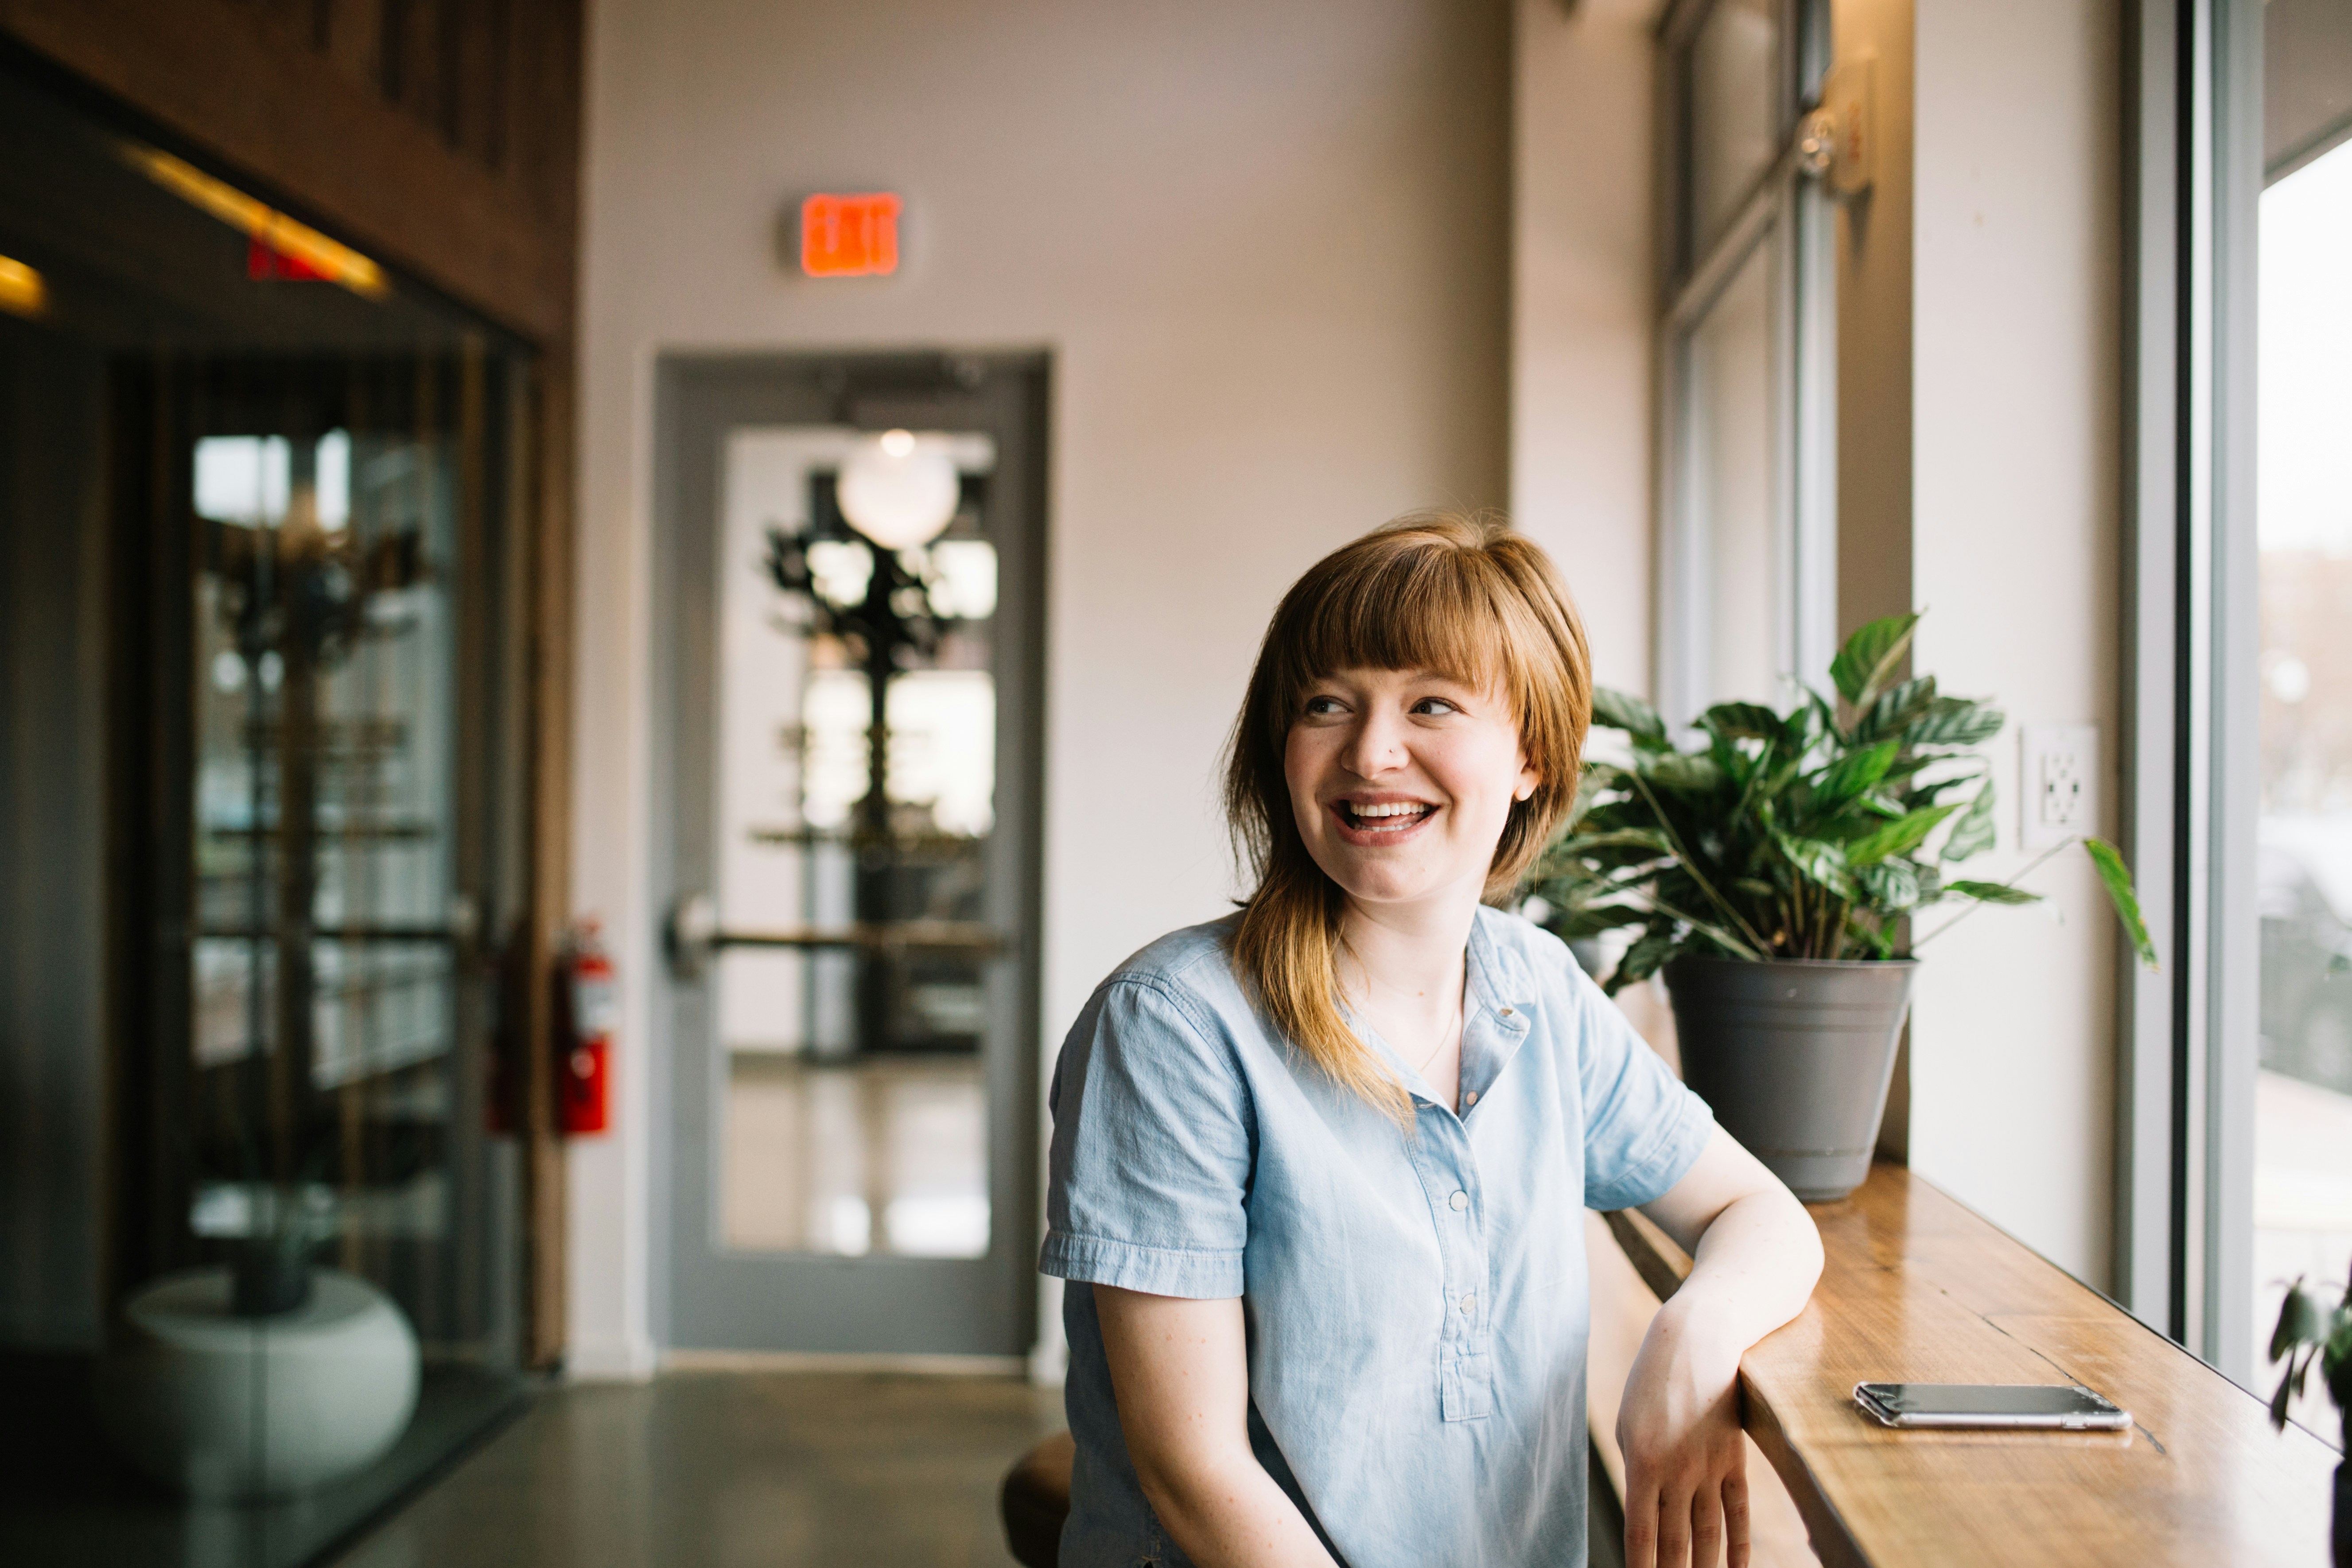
0,0,576,343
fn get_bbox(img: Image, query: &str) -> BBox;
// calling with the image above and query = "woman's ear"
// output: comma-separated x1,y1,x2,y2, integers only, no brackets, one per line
1513,754,1539,803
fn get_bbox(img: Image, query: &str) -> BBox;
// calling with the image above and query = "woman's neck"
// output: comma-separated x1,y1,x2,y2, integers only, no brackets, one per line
1335,878,1483,1025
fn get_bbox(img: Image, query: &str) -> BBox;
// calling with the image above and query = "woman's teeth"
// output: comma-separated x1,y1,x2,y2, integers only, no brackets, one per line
1345,802,1433,830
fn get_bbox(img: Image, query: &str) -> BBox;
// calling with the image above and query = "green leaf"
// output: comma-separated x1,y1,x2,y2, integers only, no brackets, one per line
1942,781,1998,862
1772,830,1853,895
1548,902,1648,939
2273,1280,2326,1363
1856,859,1923,911
1700,701,1784,744
1591,687,1670,749
1944,878,2042,906
1850,677,1939,745
2084,837,2158,969
1830,613,1920,709
2269,1355,2300,1431
1906,695,2007,748
1646,751,1725,796
1609,925,1680,993
1846,802,1960,867
1811,740,1900,807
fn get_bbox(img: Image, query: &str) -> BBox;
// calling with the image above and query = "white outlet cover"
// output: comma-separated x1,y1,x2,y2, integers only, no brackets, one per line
2018,724,2099,851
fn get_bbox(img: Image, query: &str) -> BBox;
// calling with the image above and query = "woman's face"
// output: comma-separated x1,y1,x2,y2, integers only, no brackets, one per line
1283,666,1538,918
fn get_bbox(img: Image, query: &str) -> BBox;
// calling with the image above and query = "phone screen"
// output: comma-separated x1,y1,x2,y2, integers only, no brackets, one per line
1853,1382,2128,1428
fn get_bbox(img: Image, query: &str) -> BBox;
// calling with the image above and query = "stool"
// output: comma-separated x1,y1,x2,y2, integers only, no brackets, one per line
999,1429,1074,1568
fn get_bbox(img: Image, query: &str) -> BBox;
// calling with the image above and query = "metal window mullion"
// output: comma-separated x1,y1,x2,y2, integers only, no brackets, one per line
2201,0,2262,1384
2116,0,2185,1336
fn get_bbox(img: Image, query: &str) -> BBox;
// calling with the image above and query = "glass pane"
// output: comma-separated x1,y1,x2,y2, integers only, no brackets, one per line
1687,235,1780,711
713,428,998,1258
1689,0,1783,258
2250,138,2352,1437
0,55,527,1567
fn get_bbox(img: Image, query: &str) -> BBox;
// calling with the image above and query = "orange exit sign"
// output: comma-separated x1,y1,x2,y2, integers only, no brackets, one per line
801,192,901,277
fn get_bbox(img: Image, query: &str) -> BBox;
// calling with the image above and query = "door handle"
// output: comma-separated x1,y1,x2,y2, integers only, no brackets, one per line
665,891,1006,983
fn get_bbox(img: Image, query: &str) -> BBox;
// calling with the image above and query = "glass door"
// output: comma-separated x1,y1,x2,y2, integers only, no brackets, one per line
657,356,1045,1357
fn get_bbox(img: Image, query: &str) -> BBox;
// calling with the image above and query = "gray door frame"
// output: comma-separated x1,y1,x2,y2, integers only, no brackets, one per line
649,351,1047,1356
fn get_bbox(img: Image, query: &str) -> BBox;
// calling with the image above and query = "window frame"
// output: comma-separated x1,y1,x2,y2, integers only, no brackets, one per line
2117,0,2262,1380
1654,0,1837,728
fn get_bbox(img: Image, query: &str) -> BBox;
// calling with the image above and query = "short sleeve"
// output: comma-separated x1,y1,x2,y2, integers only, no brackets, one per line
1039,976,1253,1299
1572,963,1715,1212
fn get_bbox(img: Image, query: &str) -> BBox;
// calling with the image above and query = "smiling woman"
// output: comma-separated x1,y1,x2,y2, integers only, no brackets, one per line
1039,514,1825,1568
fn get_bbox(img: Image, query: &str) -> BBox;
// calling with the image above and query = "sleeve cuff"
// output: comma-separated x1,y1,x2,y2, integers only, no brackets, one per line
1587,1093,1717,1212
1039,1231,1244,1299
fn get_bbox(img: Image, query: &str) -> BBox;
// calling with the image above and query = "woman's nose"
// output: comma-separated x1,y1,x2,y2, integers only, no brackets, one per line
1341,712,1406,778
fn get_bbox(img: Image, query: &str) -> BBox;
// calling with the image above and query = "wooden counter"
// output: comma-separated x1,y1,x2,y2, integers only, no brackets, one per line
1603,1163,2342,1566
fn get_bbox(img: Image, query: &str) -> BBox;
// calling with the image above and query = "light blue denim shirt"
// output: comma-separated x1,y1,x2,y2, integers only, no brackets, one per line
1041,906,1714,1568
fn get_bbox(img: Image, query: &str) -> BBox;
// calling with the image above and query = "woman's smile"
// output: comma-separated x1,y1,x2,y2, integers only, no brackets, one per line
1328,793,1440,844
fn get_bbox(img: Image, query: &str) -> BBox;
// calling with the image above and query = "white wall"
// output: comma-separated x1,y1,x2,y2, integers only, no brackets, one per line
570,0,1512,1375
1909,0,2122,1288
1511,0,1660,697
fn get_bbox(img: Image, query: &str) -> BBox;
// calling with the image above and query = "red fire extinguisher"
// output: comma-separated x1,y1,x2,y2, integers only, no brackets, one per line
560,918,618,1136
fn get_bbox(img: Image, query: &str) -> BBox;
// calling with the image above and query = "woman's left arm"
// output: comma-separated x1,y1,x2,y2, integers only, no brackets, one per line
1615,1125,1823,1568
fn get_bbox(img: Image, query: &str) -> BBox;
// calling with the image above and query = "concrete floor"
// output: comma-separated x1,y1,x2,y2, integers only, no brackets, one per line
331,1371,1065,1568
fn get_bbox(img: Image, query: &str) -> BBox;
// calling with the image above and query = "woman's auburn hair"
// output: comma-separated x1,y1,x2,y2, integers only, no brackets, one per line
1221,511,1594,1117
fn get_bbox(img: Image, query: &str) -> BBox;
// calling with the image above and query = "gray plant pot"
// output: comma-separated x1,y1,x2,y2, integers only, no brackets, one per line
1661,956,1918,1202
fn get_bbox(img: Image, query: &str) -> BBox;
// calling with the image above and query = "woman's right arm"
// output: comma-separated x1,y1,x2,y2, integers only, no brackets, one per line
1093,1284,1340,1568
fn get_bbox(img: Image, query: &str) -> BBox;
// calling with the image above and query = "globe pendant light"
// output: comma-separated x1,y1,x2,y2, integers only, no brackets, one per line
836,428,960,549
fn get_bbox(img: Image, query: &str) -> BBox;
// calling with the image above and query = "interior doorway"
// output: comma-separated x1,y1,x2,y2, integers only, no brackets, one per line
653,354,1047,1358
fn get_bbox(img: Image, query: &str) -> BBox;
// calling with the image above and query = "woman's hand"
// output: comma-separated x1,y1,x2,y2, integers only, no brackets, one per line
1617,1127,1825,1568
1616,1297,1752,1568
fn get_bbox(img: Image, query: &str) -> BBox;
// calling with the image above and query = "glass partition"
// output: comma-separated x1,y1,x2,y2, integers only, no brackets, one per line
0,53,532,1568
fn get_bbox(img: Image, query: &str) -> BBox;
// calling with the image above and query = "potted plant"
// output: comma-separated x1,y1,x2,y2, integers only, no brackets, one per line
2268,1266,2352,1566
1522,612,2153,1200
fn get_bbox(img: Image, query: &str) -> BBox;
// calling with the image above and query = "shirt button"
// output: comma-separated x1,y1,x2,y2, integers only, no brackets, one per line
1464,1090,1479,1106
1449,1190,1469,1211
1460,1294,1477,1315
1499,1008,1512,1017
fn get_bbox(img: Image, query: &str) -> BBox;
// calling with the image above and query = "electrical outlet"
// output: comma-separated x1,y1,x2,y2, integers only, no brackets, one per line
2019,724,2099,850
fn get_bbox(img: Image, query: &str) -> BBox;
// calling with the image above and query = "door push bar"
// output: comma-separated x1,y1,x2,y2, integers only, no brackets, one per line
664,891,1007,982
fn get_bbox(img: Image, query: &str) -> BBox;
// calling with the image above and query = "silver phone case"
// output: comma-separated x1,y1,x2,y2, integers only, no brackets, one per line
1852,1382,2132,1431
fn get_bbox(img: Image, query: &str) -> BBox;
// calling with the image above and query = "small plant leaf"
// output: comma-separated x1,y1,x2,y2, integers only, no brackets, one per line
1812,740,1901,808
2084,837,2158,969
1945,878,2042,906
1700,701,1785,744
1846,803,1961,867
1907,695,2008,748
2269,1354,2300,1431
2271,1280,2327,1364
1591,687,1670,749
1942,781,1998,863
1830,612,1920,709
1609,924,1680,993
1851,677,1939,745
1857,859,1923,910
1647,751,1725,796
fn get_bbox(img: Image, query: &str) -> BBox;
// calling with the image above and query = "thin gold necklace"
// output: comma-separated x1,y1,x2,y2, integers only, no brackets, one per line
1403,980,1466,1077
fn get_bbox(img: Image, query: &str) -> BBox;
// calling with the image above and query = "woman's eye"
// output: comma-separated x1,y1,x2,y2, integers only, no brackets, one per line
1302,696,1345,717
1412,697,1459,716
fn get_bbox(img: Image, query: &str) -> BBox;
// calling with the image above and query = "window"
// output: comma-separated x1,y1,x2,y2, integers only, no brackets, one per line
1656,0,1835,724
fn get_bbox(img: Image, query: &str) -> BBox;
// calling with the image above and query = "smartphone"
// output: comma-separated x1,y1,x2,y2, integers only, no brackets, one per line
1852,1382,2130,1431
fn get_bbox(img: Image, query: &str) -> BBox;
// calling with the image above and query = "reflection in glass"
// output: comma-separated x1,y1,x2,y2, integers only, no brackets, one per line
0,54,529,1566
2251,139,2352,1439
713,428,998,1258
1686,236,1781,712
1689,0,1783,258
